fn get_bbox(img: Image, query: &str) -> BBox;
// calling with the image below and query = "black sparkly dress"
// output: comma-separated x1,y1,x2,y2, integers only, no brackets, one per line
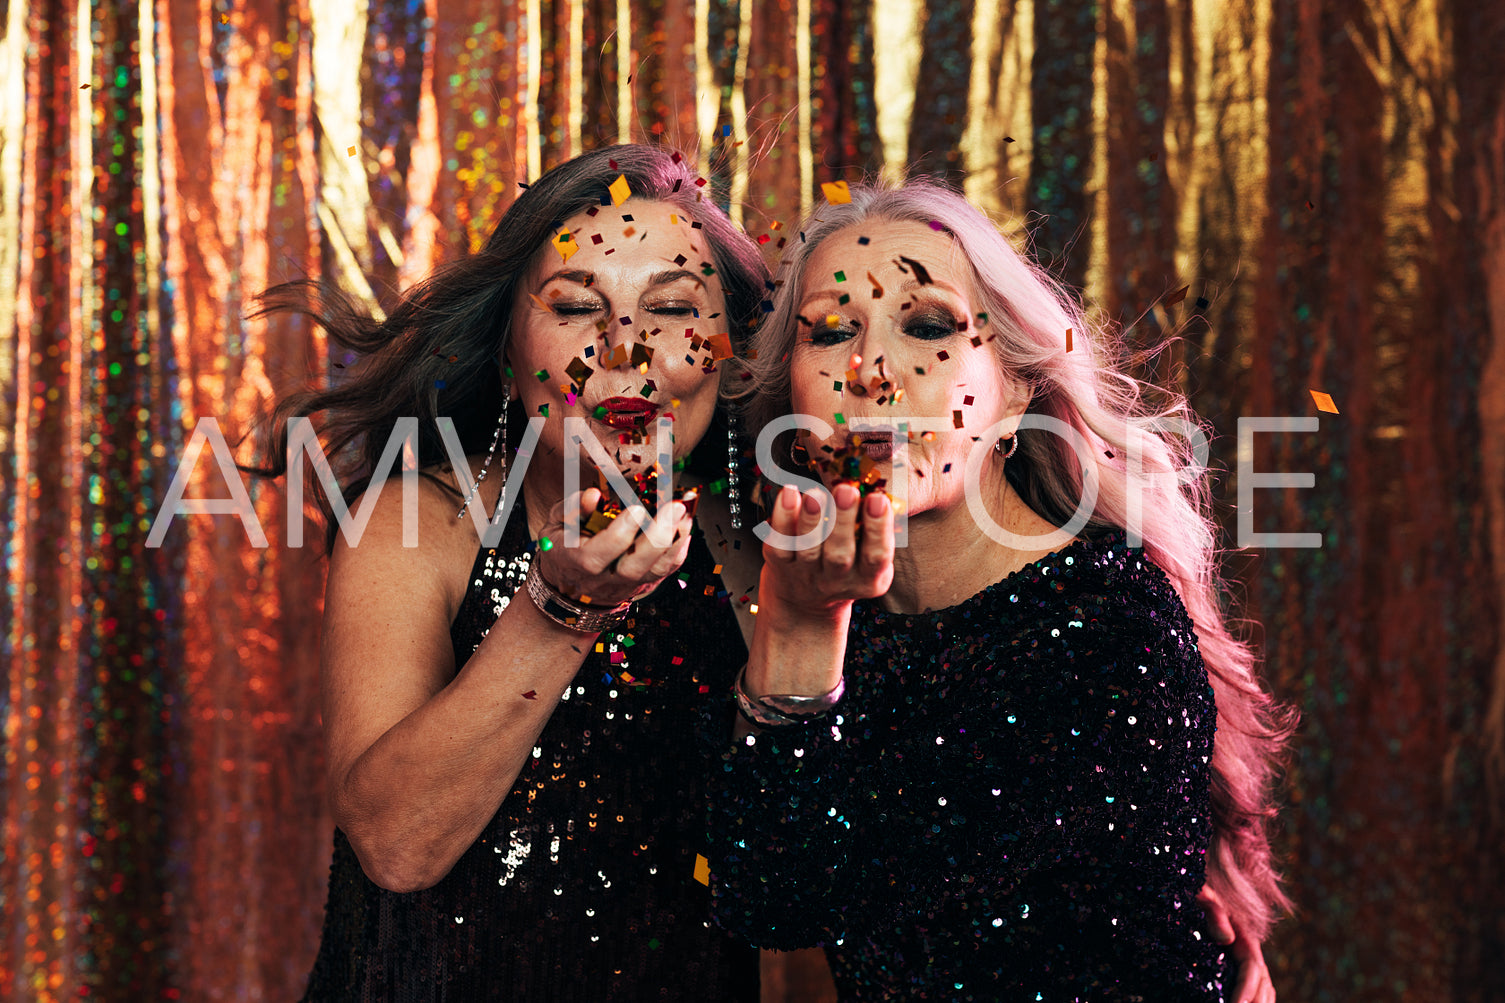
706,531,1227,1001
301,503,758,1002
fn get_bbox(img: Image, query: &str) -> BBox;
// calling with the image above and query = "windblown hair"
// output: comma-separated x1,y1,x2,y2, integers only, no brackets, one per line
247,144,769,551
740,178,1296,940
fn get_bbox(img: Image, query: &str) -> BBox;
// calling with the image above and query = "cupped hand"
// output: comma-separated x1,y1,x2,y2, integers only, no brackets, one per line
1196,885,1276,1003
760,482,894,614
533,487,695,607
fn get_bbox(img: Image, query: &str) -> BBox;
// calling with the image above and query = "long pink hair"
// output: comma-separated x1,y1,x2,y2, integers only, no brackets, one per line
739,178,1297,939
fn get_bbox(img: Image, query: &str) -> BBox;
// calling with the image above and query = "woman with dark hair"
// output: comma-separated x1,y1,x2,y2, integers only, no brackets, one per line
705,179,1292,1001
253,145,767,1000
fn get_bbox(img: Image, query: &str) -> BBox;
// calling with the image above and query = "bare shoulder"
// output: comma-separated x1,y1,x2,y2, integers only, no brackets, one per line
325,458,496,618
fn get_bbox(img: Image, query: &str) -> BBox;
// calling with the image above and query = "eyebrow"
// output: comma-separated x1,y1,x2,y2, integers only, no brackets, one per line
535,268,705,291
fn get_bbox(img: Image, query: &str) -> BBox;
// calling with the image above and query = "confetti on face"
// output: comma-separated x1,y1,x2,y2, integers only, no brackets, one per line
897,255,934,285
868,272,884,298
1310,390,1340,414
521,690,537,700
552,231,579,262
952,410,965,428
608,174,632,205
821,180,852,204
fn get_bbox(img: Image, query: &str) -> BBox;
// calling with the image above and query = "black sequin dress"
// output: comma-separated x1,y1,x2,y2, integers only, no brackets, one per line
706,531,1227,1001
302,503,758,1002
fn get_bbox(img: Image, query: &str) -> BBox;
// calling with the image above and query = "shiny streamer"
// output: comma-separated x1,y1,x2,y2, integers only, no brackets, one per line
2,3,1502,1001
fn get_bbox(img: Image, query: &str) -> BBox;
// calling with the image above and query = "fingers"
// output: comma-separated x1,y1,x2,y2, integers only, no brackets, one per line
615,498,693,581
858,490,894,577
822,484,862,571
792,489,829,561
1195,886,1236,945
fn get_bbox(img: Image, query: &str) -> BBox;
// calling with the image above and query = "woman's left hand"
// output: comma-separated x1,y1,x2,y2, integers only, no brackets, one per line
1196,886,1275,1003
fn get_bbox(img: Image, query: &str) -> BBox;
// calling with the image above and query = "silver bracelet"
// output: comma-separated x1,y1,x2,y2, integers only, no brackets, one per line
524,560,633,633
733,663,845,729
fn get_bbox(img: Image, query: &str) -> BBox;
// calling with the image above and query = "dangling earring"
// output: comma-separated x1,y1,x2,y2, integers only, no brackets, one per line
726,411,742,530
994,432,1019,459
457,385,509,519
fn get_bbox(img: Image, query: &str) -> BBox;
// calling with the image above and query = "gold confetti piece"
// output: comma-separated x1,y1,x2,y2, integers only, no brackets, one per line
1066,327,1073,352
608,174,632,206
694,854,710,885
821,180,852,204
347,145,357,157
552,230,579,262
868,272,884,298
1310,390,1339,414
826,314,840,328
713,564,723,574
749,603,759,614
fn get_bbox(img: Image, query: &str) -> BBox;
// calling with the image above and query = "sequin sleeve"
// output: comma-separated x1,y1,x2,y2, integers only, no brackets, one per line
703,708,855,950
705,537,1227,999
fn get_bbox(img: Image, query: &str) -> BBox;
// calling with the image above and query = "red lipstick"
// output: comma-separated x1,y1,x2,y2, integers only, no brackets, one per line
597,396,660,430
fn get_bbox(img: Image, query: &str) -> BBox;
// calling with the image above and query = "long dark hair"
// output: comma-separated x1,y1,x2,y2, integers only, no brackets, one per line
248,144,769,551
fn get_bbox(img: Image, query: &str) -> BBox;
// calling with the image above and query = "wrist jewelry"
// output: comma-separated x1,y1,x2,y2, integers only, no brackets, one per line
733,663,846,728
525,560,633,633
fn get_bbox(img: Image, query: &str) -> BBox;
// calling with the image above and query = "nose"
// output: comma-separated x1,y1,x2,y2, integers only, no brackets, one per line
597,314,649,372
842,339,898,403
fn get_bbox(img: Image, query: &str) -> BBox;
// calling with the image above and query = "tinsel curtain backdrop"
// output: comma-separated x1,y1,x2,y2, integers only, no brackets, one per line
2,0,1503,1000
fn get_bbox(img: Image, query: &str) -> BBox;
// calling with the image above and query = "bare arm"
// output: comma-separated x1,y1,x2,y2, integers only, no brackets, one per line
324,483,694,892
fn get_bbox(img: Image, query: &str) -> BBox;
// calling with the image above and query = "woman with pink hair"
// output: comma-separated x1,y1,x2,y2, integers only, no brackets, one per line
706,179,1292,1001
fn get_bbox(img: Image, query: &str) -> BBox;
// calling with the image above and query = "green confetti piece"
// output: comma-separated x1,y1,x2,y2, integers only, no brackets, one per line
539,536,554,551
838,293,850,305
834,412,846,425
593,404,608,418
538,403,548,416
535,369,549,382
834,270,846,282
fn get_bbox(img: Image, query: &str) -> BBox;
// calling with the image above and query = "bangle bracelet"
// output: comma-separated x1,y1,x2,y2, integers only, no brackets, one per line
525,560,632,633
733,663,845,729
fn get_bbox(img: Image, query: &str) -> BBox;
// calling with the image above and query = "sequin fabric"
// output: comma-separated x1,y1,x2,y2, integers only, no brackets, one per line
302,504,758,1001
706,531,1226,1001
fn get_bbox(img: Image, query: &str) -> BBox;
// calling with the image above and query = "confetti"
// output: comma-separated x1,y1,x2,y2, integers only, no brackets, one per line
552,231,579,262
1164,285,1189,307
868,272,884,298
953,410,965,428
347,145,357,157
521,690,537,700
693,854,711,885
608,174,631,206
1310,390,1339,414
821,180,852,204
1066,327,1073,352
539,536,554,551
897,256,934,284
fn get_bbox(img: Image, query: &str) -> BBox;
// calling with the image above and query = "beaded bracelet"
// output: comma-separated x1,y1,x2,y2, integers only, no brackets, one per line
524,560,633,633
733,663,846,729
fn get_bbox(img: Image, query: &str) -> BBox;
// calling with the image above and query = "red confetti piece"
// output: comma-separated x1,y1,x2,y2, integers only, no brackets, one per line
522,690,537,700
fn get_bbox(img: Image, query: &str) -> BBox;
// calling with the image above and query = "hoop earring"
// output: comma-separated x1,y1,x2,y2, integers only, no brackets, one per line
726,412,742,530
994,432,1019,460
789,434,813,468
457,386,509,519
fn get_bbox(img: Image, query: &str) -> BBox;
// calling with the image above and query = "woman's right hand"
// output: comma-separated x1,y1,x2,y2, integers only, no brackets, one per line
532,487,696,607
760,482,895,615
